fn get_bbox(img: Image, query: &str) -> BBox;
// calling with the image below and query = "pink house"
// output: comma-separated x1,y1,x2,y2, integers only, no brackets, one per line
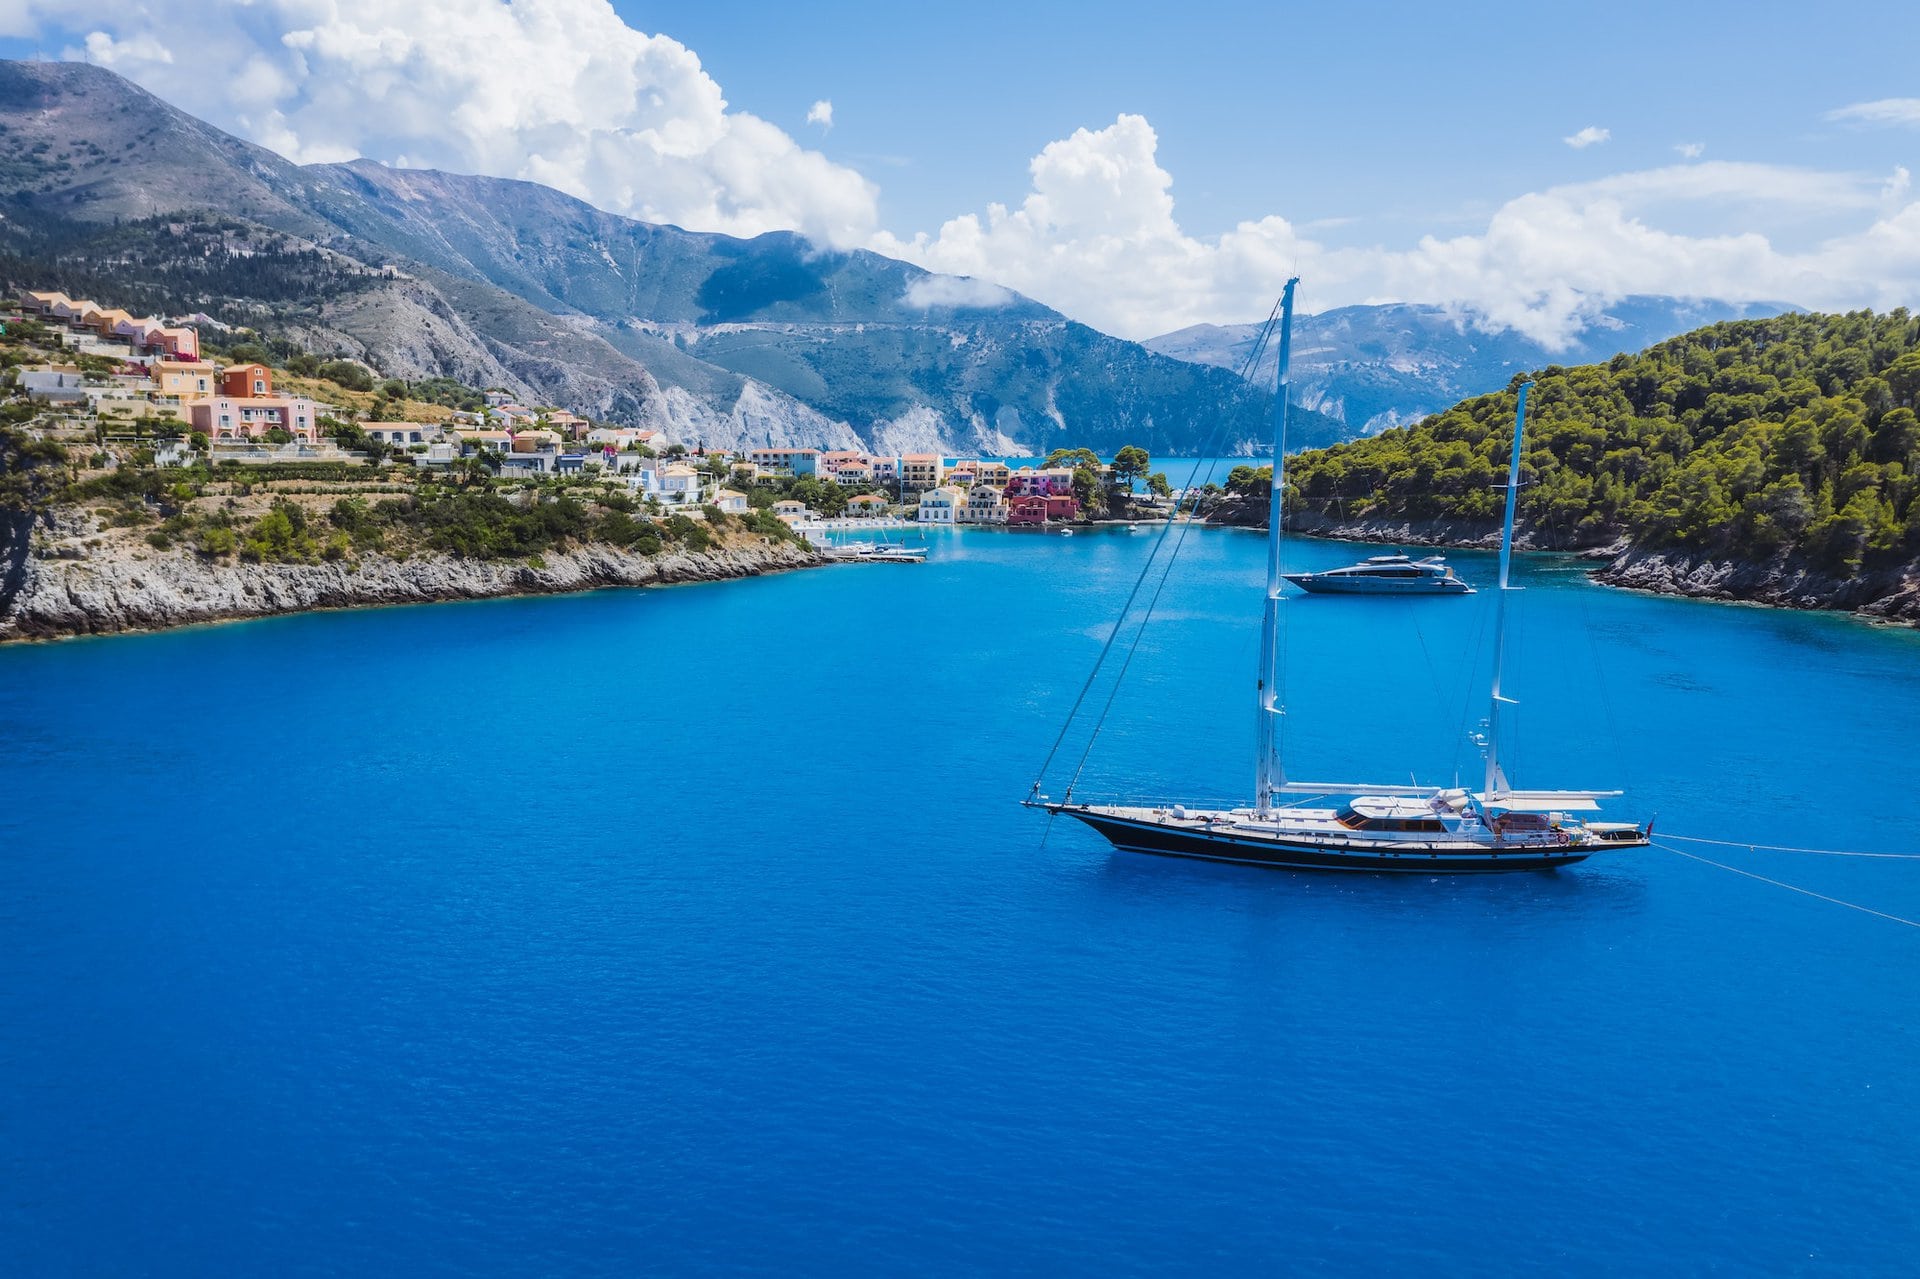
188,394,322,444
1005,467,1077,499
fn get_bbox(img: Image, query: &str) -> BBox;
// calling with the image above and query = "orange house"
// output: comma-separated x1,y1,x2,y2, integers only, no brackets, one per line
220,364,273,398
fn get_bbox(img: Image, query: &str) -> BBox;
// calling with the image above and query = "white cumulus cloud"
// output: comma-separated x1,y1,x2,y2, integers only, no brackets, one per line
902,275,1015,310
875,114,1920,345
1675,142,1706,159
1563,126,1611,149
24,0,878,246
806,99,833,130
1827,98,1920,128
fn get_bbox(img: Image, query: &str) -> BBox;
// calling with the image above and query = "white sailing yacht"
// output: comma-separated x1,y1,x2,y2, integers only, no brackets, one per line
1031,279,1651,872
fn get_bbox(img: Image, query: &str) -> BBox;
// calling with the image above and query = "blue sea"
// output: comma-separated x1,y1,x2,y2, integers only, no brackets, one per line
3,524,1918,1275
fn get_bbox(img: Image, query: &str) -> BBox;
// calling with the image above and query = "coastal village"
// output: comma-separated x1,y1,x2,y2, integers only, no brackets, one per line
4,288,1172,549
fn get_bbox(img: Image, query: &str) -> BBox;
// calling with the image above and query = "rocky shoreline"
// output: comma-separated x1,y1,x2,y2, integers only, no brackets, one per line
1202,501,1920,626
0,534,823,643
1588,546,1920,626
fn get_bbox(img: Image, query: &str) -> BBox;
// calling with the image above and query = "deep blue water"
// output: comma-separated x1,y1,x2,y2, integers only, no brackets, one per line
3,527,1918,1275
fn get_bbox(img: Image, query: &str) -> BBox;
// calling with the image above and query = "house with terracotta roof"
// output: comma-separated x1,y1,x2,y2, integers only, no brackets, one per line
846,493,890,518
188,393,323,444
960,485,1007,524
917,485,965,523
152,360,218,400
902,453,945,491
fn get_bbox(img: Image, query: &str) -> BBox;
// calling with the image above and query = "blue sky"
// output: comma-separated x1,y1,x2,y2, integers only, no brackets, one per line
631,0,1917,243
2,1,1918,340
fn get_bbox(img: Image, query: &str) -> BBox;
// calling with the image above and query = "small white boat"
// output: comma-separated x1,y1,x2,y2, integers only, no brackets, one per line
1282,554,1472,595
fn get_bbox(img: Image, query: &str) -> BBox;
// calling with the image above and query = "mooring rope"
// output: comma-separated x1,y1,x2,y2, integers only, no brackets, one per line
1659,832,1920,860
1653,841,1920,931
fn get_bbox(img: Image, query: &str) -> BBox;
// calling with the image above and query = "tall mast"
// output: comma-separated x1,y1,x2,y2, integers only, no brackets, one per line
1484,380,1530,798
1255,278,1300,814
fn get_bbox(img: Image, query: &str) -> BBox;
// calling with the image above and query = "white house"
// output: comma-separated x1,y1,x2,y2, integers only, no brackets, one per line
714,488,750,514
644,462,708,506
960,485,1007,524
917,485,965,524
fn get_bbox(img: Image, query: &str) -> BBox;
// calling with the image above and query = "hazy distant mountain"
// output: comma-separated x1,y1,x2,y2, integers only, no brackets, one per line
0,59,1342,456
1147,297,1799,435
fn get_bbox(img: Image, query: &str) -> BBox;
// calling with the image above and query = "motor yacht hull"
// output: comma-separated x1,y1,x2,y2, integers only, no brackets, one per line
1281,574,1472,595
1046,804,1630,873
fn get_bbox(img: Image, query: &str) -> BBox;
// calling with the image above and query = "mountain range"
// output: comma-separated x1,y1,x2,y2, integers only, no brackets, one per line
0,59,1804,456
0,59,1339,457
1146,296,1796,435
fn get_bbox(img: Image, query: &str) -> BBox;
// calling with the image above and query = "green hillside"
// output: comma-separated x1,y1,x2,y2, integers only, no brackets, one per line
1286,310,1920,571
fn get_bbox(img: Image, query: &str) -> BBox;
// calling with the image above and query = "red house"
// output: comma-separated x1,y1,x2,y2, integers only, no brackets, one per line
1007,494,1080,525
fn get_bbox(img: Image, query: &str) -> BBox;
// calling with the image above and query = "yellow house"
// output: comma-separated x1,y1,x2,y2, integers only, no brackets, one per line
902,453,944,491
153,360,218,401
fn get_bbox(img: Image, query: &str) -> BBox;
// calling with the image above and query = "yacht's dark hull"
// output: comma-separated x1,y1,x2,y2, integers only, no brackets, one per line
1281,574,1472,595
1050,806,1600,874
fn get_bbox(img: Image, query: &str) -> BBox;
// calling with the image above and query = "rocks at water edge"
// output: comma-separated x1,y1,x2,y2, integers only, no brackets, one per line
0,539,823,642
1590,547,1920,626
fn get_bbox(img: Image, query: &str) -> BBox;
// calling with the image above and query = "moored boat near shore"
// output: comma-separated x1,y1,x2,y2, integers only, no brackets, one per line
1283,553,1472,595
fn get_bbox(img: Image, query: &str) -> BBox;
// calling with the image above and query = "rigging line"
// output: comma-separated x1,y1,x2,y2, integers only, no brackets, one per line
1028,493,1184,795
1056,306,1282,800
1658,833,1920,860
1029,302,1282,797
1654,842,1920,930
1065,482,1210,796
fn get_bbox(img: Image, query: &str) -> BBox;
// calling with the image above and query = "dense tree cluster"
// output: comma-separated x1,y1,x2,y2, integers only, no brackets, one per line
1285,311,1920,570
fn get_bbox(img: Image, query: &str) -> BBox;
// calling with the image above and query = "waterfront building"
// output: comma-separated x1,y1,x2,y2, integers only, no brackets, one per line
917,485,965,523
902,453,944,491
961,485,1007,524
974,460,1011,488
846,494,890,518
1006,467,1077,499
1007,493,1080,525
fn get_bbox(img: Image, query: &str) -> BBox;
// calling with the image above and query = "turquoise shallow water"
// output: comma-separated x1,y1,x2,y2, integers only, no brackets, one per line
2,525,1918,1275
